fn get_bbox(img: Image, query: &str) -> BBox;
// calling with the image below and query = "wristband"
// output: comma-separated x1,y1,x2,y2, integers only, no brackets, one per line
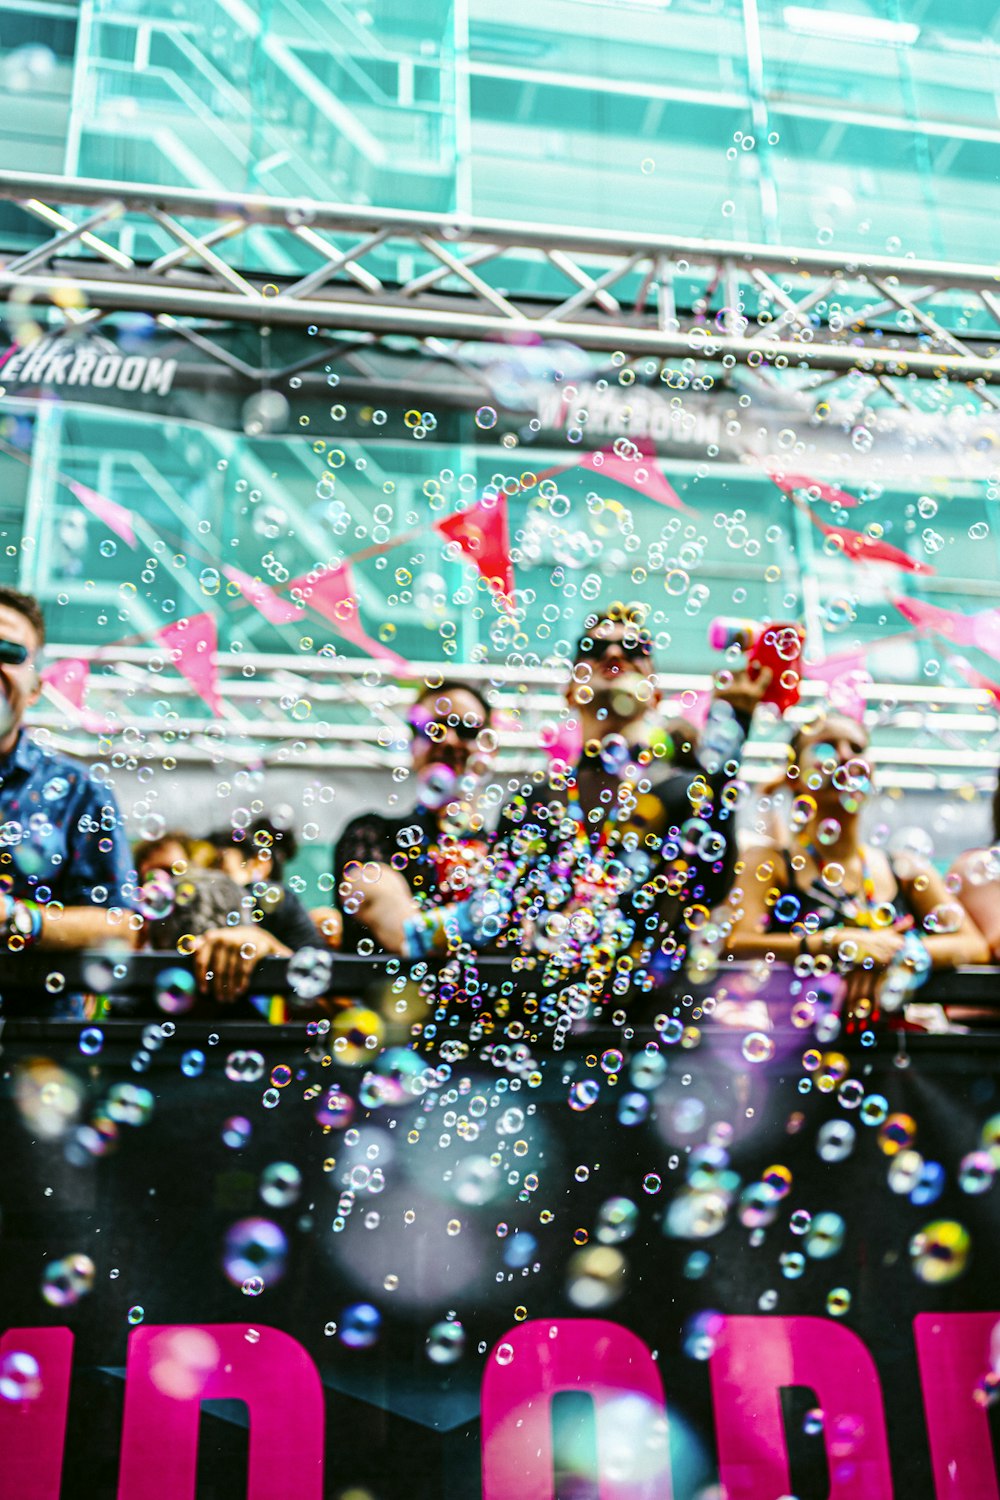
402,888,512,959
403,906,464,959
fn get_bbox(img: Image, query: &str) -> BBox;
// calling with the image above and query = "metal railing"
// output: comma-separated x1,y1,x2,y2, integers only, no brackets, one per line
3,949,998,1016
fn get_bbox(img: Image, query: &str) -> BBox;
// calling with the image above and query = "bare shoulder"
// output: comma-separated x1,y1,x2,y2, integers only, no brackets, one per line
736,844,788,884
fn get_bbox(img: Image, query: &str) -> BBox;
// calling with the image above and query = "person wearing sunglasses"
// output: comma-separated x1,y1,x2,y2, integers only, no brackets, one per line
0,586,134,993
333,679,503,955
491,602,772,1004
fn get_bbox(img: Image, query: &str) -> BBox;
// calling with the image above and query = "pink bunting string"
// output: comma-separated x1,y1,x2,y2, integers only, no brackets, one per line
766,468,860,509
223,567,306,626
532,439,689,512
67,480,138,548
286,562,408,671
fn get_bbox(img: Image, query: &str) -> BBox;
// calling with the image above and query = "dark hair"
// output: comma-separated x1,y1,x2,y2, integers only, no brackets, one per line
787,716,870,767
573,603,652,663
663,717,701,771
0,586,46,648
150,869,247,952
210,817,299,879
134,831,191,871
414,678,491,723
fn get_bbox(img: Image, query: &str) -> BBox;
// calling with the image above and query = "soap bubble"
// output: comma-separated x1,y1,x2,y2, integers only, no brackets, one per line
958,1151,995,1195
286,946,333,1002
241,390,290,436
566,1246,627,1310
42,1253,96,1307
426,1319,466,1364
222,1115,252,1149
339,1303,381,1349
154,967,196,1015
595,1197,639,1245
0,1350,42,1402
910,1220,970,1283
222,1218,288,1290
804,1212,845,1260
260,1162,302,1208
818,1120,856,1163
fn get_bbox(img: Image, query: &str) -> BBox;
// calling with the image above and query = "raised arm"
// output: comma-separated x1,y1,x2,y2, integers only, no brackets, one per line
339,862,420,953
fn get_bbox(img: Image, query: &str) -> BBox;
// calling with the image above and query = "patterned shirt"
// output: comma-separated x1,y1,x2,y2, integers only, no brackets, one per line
0,730,134,910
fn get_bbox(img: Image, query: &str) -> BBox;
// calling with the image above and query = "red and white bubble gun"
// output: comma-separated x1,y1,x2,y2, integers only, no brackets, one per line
708,618,806,713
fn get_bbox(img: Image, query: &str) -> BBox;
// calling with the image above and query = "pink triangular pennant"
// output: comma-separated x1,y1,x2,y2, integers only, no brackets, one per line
435,495,514,598
803,649,870,720
766,468,859,508
224,566,306,626
40,656,111,731
40,656,90,710
68,480,137,548
287,563,407,671
154,612,221,714
535,440,688,511
895,597,1000,659
801,507,931,573
949,654,1000,703
802,649,868,684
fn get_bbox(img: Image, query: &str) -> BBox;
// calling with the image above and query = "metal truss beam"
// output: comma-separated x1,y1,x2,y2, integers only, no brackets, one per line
1,171,1000,380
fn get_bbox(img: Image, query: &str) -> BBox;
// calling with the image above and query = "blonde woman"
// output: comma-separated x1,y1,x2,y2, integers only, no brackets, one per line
724,715,987,1024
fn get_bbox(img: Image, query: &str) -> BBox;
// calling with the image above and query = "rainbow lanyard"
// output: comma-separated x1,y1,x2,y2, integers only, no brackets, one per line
565,775,628,858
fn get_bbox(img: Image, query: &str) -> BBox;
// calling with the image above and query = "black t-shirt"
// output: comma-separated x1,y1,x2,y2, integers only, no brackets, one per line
251,885,320,950
491,717,750,993
332,805,491,952
765,848,919,935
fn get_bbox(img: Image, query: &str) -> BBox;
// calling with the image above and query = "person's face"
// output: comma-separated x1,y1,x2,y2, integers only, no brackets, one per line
794,717,872,803
410,689,489,777
215,846,250,884
0,604,42,745
138,839,188,881
567,619,660,722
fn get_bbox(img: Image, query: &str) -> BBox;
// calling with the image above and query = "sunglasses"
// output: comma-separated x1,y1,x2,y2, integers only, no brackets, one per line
0,639,29,666
577,634,653,663
410,715,484,743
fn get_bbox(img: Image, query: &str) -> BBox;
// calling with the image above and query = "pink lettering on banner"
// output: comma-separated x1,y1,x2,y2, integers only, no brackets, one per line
709,1315,892,1500
0,1327,74,1500
915,1312,1000,1499
480,1319,672,1500
116,1324,324,1500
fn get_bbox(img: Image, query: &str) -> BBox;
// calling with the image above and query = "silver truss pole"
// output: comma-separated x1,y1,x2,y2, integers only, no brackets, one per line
0,169,995,286
1,269,998,380
1,171,999,378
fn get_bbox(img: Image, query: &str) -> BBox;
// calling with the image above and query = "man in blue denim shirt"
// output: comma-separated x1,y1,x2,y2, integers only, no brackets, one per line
0,587,134,961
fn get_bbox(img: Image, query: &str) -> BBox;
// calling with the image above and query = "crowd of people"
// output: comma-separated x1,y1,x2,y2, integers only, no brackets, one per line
1,583,997,1026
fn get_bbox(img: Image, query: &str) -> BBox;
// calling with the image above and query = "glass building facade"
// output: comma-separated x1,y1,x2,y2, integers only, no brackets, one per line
1,0,998,883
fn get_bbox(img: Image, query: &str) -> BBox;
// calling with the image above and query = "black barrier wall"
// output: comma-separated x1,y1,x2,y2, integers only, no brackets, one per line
1,963,1000,1497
